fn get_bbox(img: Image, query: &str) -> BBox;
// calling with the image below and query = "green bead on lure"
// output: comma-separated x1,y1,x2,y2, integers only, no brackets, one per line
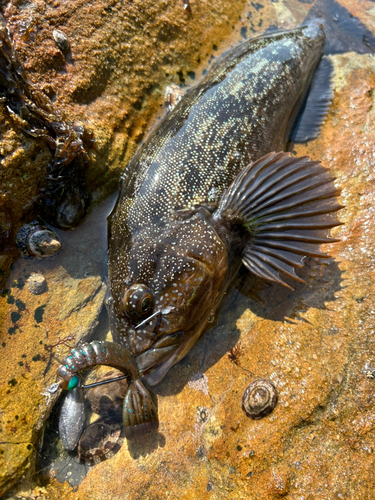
67,375,80,390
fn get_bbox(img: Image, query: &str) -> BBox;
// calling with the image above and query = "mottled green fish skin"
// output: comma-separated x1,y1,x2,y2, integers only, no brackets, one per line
108,23,326,383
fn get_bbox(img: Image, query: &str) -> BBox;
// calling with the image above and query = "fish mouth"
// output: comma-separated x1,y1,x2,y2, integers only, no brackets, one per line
135,331,184,376
139,287,226,385
140,318,211,386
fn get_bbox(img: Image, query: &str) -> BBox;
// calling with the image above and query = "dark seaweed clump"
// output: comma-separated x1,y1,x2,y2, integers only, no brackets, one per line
0,13,92,229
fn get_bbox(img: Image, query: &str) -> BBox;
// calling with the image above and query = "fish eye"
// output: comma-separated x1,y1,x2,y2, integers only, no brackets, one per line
121,283,154,319
141,296,152,313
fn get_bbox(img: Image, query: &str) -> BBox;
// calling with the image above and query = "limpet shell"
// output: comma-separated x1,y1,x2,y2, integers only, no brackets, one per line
77,418,124,465
15,220,61,259
241,379,278,420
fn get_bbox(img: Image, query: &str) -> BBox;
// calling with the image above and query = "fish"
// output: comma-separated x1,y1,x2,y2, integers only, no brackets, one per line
107,20,341,379
57,20,345,440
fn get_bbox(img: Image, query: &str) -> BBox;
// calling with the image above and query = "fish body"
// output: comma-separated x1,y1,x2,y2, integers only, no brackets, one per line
56,21,343,440
107,23,338,387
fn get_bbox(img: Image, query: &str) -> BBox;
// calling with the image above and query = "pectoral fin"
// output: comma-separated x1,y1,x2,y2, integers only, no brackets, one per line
214,152,343,289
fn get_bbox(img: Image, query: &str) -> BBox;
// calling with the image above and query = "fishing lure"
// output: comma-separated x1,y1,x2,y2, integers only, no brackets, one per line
56,341,158,439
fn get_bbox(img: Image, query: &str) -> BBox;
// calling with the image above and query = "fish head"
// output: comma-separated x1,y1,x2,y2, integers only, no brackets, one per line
110,210,230,385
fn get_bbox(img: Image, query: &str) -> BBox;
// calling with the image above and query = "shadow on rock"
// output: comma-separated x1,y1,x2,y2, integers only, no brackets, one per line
154,256,343,397
238,256,344,322
126,431,166,459
153,285,245,397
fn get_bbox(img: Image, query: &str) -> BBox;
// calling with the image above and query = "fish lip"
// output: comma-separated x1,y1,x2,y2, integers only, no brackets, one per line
135,331,184,374
141,342,185,386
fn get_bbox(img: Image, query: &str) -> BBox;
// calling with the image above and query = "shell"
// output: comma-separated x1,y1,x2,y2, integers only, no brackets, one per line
54,187,87,228
77,418,124,465
15,220,61,258
85,370,128,417
58,386,85,451
26,273,47,295
241,379,278,420
52,29,70,51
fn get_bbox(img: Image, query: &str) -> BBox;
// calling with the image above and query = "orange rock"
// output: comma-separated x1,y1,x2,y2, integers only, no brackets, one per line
3,1,375,499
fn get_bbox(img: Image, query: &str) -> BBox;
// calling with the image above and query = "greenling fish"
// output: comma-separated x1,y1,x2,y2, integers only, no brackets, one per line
107,21,342,381
56,21,344,440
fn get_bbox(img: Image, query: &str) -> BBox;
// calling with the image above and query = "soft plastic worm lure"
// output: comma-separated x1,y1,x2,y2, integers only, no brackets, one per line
56,341,158,439
56,341,139,389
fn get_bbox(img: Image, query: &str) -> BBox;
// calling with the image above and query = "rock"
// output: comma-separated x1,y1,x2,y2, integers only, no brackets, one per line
3,1,375,499
0,197,110,496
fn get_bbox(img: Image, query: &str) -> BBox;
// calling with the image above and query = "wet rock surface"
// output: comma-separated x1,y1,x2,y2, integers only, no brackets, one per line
0,196,111,496
1,0,375,499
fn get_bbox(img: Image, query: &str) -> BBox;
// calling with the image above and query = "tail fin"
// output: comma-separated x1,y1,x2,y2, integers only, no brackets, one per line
306,0,375,55
289,0,375,144
214,152,343,289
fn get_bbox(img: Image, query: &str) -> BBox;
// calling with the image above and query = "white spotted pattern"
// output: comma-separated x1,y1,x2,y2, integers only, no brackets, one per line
108,24,325,363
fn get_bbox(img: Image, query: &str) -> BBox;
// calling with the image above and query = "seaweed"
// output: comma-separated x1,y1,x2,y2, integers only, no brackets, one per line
0,13,92,228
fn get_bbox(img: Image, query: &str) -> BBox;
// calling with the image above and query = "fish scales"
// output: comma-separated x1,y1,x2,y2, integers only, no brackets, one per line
112,28,323,234
108,25,325,351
